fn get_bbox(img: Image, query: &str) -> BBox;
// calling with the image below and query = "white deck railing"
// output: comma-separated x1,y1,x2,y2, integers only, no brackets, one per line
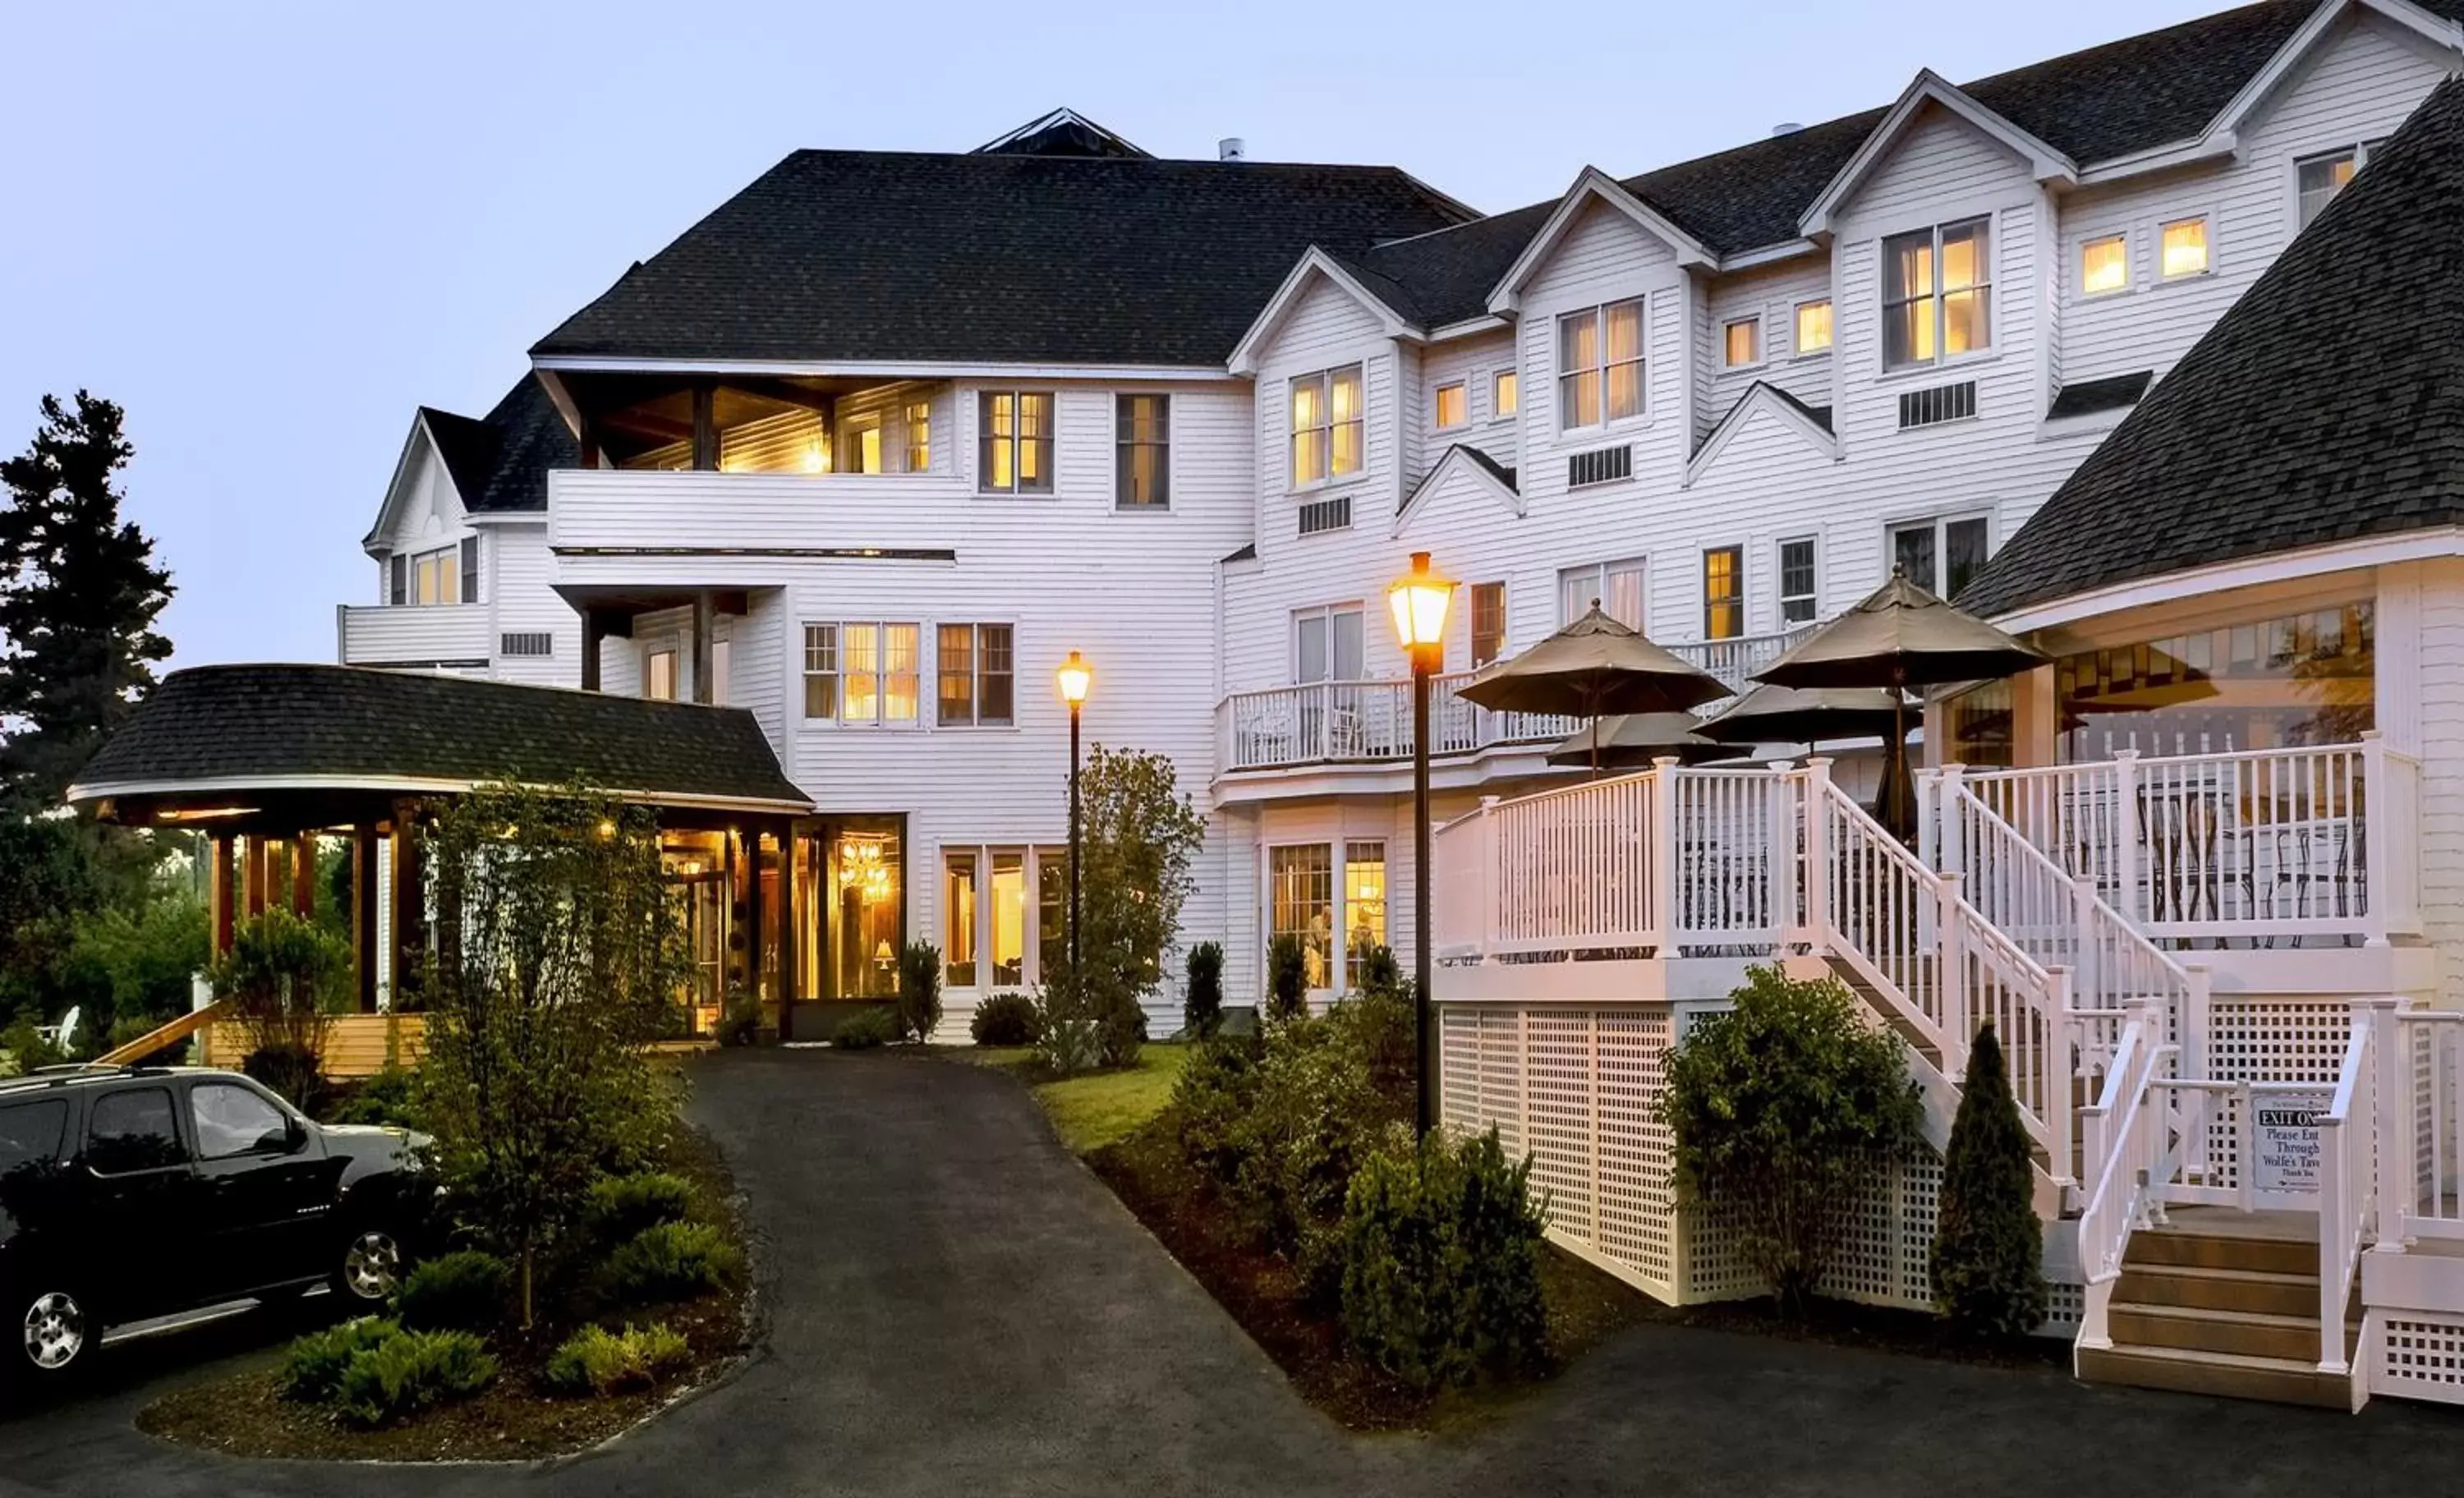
1960,737,2420,944
1664,622,1818,694
1218,673,1582,774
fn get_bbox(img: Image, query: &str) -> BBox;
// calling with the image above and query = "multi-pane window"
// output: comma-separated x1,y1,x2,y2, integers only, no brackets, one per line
1492,370,1518,417
903,399,931,473
1268,843,1335,992
1294,604,1364,682
937,623,1014,726
1115,394,1170,509
1882,218,1991,370
1722,318,1760,368
1703,546,1744,640
1469,581,1507,667
2161,217,2209,278
408,543,467,606
842,417,884,475
989,851,1027,987
645,648,677,702
945,845,1057,990
1778,537,1818,624
1891,516,1992,599
2297,146,2379,227
1289,365,1363,488
1557,300,1643,429
1795,300,1833,354
2081,233,2128,295
805,623,919,723
1559,559,1646,631
1343,842,1387,990
1433,382,1467,430
943,851,979,988
977,392,1054,494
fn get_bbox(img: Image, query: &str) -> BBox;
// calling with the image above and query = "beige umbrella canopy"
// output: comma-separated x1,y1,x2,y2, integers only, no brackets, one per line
1696,684,1911,749
1751,571,2049,838
1541,713,1731,770
1458,604,1730,773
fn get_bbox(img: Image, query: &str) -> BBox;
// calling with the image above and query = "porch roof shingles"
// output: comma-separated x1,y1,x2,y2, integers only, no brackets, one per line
70,664,810,811
530,151,1473,366
1959,75,2464,619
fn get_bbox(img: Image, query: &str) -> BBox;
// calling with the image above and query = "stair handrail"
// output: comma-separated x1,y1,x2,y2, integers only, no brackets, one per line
2075,999,2173,1353
2317,999,2393,1376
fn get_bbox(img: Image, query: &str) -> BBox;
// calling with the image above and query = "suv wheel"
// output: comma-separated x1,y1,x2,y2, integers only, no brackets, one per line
15,1286,90,1379
336,1228,404,1304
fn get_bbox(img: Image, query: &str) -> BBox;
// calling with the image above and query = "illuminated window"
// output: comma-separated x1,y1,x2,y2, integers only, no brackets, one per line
2081,234,2129,295
1433,382,1468,430
944,851,978,987
1722,318,1760,368
844,416,884,475
1289,365,1363,488
802,625,838,718
1469,581,1506,666
2298,149,2361,227
1269,843,1335,992
936,623,1014,726
1558,300,1643,429
2160,218,2209,278
1778,536,1818,624
1492,369,1518,417
409,542,468,606
1882,219,1990,370
1703,545,1744,640
990,851,1026,987
811,622,920,724
1115,394,1170,508
1559,559,1645,631
1343,842,1386,990
904,399,931,473
1795,300,1833,354
977,392,1054,494
644,648,677,702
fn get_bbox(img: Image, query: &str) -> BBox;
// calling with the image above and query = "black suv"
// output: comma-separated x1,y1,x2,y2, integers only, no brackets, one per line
0,1064,434,1380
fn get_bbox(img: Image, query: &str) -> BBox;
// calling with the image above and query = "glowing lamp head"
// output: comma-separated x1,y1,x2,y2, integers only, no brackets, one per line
1386,551,1458,652
1056,650,1092,707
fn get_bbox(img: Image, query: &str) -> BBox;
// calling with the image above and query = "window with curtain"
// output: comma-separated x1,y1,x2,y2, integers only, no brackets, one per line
819,622,921,724
1289,365,1363,488
2080,234,2128,295
936,623,1014,726
944,851,979,987
2160,218,2209,278
1703,546,1744,640
1492,369,1518,417
1557,300,1643,428
1559,559,1646,630
2297,149,2360,227
1470,581,1507,666
1795,300,1833,354
1722,318,1760,368
990,852,1027,987
644,648,676,702
1115,394,1170,508
977,392,1054,494
411,544,462,605
903,399,931,472
1433,383,1467,430
1882,218,1990,369
1269,843,1335,991
1293,605,1364,682
1343,842,1386,990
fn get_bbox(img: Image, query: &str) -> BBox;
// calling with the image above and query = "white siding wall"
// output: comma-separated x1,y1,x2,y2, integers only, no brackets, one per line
1700,257,1836,439
484,524,574,687
1410,329,1519,483
2406,558,2464,1007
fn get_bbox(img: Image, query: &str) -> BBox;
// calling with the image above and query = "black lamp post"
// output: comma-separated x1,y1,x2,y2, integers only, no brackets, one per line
1056,651,1092,976
1386,552,1457,1138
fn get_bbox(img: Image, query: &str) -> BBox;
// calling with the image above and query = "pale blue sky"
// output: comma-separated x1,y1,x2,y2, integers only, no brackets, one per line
0,0,2224,667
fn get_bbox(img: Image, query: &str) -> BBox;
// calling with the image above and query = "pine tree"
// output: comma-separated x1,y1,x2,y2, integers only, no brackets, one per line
1929,1022,2048,1335
0,392,173,811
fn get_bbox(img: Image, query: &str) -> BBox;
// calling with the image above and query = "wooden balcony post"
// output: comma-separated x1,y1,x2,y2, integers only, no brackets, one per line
208,833,236,956
690,382,719,471
390,801,425,1009
1648,757,1680,953
352,827,380,1013
2111,749,2141,924
582,611,605,692
292,834,316,918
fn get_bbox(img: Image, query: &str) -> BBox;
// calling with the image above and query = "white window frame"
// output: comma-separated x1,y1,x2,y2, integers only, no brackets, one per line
1558,558,1648,631
1266,841,1339,996
1432,380,1468,431
1701,544,1745,641
935,622,1016,728
1556,299,1645,431
1288,363,1364,492
1291,603,1366,683
1490,369,1518,421
942,843,1067,992
1792,299,1833,357
1115,393,1171,510
644,646,678,702
1721,315,1763,370
802,620,921,726
842,412,885,476
977,391,1055,495
1777,535,1820,626
2293,141,2382,230
1880,217,1993,372
1886,512,1994,600
903,398,931,474
2158,214,2212,281
2078,232,2131,298
409,544,462,607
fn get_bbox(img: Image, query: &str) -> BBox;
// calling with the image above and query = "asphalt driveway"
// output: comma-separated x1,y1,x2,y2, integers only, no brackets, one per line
0,1049,2455,1497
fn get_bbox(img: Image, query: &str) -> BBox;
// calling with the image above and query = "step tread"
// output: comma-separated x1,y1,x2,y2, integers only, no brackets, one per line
2121,1263,2319,1287
2087,1341,2329,1376
2109,1301,2356,1331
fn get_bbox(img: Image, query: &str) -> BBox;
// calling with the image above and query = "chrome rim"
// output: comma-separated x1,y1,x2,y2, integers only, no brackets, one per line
22,1292,83,1372
341,1230,401,1301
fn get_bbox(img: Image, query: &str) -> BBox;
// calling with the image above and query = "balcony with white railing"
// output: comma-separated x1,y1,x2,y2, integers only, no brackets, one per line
337,603,491,668
549,467,968,555
1663,621,1818,695
1216,673,1582,778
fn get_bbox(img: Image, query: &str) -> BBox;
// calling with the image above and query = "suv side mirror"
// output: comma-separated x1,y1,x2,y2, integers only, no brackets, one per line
285,1115,310,1153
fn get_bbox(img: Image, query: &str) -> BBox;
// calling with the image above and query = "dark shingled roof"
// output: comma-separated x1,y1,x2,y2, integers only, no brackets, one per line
1346,0,2464,327
1959,75,2464,618
2046,370,2154,421
71,664,809,810
531,153,1471,365
414,375,579,515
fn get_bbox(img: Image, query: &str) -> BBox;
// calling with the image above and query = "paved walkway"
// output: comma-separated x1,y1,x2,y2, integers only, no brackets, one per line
0,1049,2454,1497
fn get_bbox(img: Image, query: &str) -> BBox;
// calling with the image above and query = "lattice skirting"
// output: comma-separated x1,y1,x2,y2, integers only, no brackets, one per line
2374,1312,2464,1404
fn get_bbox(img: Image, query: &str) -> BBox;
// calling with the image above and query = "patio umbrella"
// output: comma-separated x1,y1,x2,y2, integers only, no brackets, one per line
1457,604,1730,773
1696,684,1911,751
1751,571,2049,838
1541,712,1731,770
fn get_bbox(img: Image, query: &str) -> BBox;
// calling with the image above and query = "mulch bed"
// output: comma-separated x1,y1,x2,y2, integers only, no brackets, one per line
137,1125,755,1463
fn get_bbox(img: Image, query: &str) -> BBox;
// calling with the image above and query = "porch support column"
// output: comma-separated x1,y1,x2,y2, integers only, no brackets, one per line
292,833,316,918
390,801,425,1006
209,833,237,956
692,591,715,706
742,827,765,1008
582,611,605,692
352,827,381,1012
778,820,800,1027
577,412,601,471
690,382,719,471
243,834,269,919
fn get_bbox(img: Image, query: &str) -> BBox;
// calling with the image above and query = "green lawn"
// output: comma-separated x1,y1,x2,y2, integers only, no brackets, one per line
959,1042,1188,1156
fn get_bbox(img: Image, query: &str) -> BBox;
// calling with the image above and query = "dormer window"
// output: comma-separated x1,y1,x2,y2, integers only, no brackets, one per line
1289,365,1363,489
1722,318,1761,369
1882,218,1990,370
1558,300,1643,430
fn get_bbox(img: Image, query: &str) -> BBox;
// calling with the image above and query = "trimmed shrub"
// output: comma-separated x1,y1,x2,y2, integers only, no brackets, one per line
1173,1032,1264,1183
1231,1013,1404,1300
393,1249,513,1333
1264,933,1308,1024
1931,1023,2049,1336
605,1221,745,1306
543,1321,692,1397
1184,942,1225,1041
1663,965,1923,1312
896,940,943,1043
585,1171,696,1246
970,991,1041,1047
831,1006,896,1051
1340,1129,1549,1392
324,1064,421,1128
278,1317,399,1404
334,1328,499,1428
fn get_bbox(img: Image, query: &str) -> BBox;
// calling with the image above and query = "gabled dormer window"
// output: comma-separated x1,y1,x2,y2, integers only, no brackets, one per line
1558,300,1643,429
1289,365,1363,489
1882,218,1990,370
398,540,476,606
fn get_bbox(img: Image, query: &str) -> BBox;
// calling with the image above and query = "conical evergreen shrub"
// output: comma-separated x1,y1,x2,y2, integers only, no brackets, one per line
1929,1023,2048,1335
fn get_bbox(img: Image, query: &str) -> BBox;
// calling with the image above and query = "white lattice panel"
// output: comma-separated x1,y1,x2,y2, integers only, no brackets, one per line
2200,997,2352,1192
1596,1010,1673,1291
2379,1315,2464,1404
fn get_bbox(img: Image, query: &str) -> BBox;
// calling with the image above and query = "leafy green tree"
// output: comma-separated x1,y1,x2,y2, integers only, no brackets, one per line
896,938,942,1042
1039,745,1206,1071
1183,940,1224,1041
417,782,690,1326
209,908,354,1105
50,863,208,1036
1264,932,1308,1024
1662,965,1922,1312
1930,1023,2048,1335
